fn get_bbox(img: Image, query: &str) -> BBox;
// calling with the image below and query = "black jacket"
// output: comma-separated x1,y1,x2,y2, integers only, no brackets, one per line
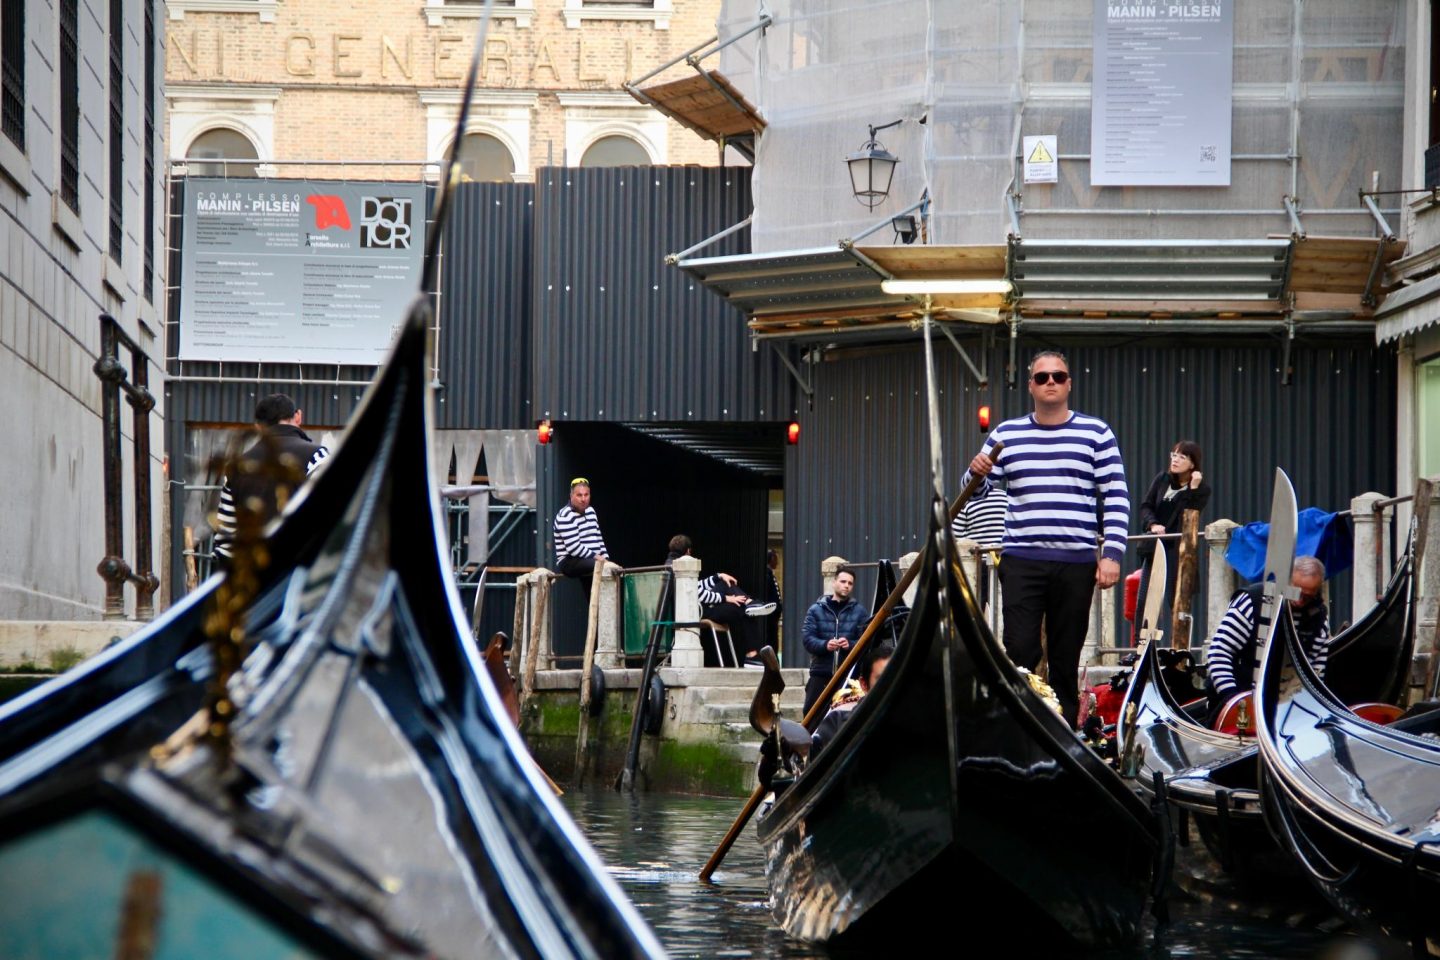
215,424,328,557
1137,471,1211,556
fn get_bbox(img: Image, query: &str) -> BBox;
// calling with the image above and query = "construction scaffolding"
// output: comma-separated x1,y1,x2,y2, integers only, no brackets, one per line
712,0,1406,252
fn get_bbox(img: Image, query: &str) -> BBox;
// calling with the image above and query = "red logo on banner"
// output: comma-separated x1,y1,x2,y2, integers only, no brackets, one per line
306,195,351,230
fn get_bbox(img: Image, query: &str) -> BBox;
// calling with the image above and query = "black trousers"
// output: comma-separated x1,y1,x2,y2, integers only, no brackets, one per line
998,555,1097,728
558,554,598,601
702,587,757,667
803,673,835,722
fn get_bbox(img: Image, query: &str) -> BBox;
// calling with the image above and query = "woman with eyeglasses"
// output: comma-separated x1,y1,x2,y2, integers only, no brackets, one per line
1133,441,1211,645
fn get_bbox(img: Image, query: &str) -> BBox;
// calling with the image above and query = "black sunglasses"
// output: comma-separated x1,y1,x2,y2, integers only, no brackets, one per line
1031,370,1070,385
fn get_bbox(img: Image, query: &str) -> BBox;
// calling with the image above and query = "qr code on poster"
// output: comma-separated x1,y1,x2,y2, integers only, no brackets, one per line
1199,144,1217,163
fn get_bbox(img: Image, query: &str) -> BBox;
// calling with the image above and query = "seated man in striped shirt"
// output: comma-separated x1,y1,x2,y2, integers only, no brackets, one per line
963,350,1130,729
666,535,776,667
1205,556,1329,713
553,478,608,599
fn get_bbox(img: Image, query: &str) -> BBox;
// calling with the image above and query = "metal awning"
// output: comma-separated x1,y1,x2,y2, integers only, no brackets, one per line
1374,274,1440,343
1012,239,1289,300
676,232,1407,343
677,245,1007,342
621,423,785,477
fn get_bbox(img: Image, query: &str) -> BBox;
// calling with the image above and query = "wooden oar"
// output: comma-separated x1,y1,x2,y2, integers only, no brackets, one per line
697,442,1003,882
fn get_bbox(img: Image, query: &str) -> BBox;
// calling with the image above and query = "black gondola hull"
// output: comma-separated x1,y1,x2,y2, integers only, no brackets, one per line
1119,544,1415,884
0,301,665,960
1257,606,1440,955
758,532,1157,948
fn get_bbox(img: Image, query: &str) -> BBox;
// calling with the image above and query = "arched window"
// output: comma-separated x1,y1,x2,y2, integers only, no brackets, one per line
187,128,259,177
579,135,651,168
455,132,516,182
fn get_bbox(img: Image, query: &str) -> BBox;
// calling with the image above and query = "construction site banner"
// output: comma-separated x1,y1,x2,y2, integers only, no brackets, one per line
177,178,428,365
1091,1,1234,187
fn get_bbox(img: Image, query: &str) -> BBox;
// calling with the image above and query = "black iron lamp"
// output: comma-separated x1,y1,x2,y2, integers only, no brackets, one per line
846,119,903,208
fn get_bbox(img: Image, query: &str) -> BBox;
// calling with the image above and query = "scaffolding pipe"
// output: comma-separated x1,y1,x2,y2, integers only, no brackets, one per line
667,215,752,265
1019,206,1396,218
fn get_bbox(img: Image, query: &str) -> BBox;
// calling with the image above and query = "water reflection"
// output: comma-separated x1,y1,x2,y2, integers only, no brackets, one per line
562,791,1404,959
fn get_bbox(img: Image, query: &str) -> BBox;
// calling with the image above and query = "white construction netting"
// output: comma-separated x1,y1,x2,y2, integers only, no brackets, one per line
716,0,1406,251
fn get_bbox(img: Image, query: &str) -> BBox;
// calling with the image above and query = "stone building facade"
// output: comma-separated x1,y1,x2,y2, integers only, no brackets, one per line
164,0,726,180
0,0,167,621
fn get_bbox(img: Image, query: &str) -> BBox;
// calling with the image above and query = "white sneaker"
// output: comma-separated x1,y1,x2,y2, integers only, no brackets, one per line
745,601,777,617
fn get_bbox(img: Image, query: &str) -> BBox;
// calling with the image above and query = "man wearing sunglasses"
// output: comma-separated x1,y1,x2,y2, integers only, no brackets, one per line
554,477,608,599
963,351,1130,729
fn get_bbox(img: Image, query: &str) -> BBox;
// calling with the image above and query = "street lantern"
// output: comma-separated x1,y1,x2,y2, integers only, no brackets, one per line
845,120,903,209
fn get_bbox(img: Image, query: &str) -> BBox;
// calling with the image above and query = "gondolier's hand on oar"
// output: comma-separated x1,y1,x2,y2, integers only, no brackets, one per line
968,452,994,476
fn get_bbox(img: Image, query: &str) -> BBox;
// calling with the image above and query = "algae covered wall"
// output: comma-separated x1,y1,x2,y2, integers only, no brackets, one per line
520,675,762,798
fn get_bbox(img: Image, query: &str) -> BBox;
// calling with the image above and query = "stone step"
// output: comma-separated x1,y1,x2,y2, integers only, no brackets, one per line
699,701,755,725
721,722,763,747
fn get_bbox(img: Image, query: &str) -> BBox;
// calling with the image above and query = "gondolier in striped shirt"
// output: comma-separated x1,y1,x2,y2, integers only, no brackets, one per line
963,351,1130,729
1205,555,1330,711
553,477,608,599
214,393,329,561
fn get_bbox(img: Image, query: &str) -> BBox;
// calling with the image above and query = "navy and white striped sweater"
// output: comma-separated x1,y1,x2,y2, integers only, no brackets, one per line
964,412,1130,564
553,506,607,564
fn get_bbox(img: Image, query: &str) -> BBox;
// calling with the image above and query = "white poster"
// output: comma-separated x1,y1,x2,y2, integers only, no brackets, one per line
178,178,429,364
1023,135,1058,184
1091,1,1234,187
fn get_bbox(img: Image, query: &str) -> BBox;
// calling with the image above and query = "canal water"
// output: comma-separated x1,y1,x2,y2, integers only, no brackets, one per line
563,790,1406,960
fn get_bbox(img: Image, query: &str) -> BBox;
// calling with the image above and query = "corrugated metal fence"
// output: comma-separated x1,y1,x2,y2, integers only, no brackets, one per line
780,333,1399,664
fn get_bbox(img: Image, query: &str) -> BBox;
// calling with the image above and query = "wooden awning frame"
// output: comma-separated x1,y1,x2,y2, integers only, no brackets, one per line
623,17,772,160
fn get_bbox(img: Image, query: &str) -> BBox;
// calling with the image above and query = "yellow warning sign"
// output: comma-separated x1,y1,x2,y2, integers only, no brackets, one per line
1022,135,1058,184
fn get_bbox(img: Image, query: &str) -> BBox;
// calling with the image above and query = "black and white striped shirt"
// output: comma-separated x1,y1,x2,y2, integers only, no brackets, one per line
951,486,1007,547
214,439,329,559
965,412,1130,564
553,506,607,564
697,574,731,606
1206,589,1330,696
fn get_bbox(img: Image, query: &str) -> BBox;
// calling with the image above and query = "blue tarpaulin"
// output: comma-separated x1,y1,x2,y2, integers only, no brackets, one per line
1224,508,1353,581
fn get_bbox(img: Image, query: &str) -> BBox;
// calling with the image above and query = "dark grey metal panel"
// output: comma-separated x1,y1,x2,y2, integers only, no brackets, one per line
165,375,374,429
436,182,534,429
780,333,1398,665
531,166,794,423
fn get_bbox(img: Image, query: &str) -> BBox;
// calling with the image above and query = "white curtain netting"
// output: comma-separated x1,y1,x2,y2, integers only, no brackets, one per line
717,0,1405,251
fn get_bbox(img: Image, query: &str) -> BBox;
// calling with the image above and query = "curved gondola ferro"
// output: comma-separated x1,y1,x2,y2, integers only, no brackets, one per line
1118,506,1417,879
0,304,666,959
1255,522,1440,953
754,496,1161,948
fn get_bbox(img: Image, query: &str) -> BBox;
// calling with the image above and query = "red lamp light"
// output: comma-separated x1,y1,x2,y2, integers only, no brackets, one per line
786,421,801,445
978,405,992,431
537,420,553,444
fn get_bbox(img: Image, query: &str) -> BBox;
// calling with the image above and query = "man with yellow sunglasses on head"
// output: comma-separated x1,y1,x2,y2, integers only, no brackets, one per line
554,477,608,600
